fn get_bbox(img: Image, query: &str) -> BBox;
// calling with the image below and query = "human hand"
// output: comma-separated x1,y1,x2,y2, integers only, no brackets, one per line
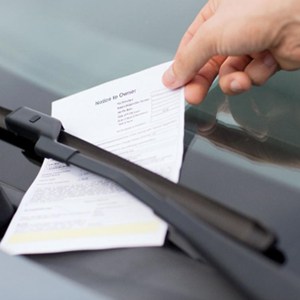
162,0,300,104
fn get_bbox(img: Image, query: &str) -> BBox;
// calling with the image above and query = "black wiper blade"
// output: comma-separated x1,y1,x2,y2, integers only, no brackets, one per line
0,106,10,128
3,106,276,253
0,107,42,164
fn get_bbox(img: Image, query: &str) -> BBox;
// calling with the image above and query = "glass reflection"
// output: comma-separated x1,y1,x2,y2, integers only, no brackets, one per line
185,73,300,168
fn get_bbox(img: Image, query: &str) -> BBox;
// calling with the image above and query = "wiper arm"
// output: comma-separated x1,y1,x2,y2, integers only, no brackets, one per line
3,106,275,252
1,106,300,300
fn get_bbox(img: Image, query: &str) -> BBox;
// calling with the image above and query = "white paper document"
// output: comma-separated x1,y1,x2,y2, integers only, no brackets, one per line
1,62,185,255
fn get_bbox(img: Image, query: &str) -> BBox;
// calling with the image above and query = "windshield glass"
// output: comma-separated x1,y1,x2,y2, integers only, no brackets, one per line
0,1,201,95
1,0,300,188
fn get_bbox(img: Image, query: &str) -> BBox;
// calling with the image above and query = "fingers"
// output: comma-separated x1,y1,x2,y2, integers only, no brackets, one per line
219,52,278,95
184,52,278,104
184,55,226,104
219,72,252,95
245,52,278,85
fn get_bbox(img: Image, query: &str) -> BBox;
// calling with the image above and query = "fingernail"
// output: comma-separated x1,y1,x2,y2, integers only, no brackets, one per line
230,80,243,92
263,53,276,67
163,66,176,87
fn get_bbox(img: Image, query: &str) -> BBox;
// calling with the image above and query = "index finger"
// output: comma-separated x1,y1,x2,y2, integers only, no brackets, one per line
176,2,215,53
162,2,218,89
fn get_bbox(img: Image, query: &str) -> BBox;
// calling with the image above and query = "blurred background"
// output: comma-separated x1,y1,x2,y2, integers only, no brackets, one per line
0,0,204,96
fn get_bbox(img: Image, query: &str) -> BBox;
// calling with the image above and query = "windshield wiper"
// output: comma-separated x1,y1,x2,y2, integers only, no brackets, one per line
1,106,300,300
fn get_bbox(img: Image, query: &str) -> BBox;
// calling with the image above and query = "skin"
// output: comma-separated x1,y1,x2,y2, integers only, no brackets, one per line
162,0,300,104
